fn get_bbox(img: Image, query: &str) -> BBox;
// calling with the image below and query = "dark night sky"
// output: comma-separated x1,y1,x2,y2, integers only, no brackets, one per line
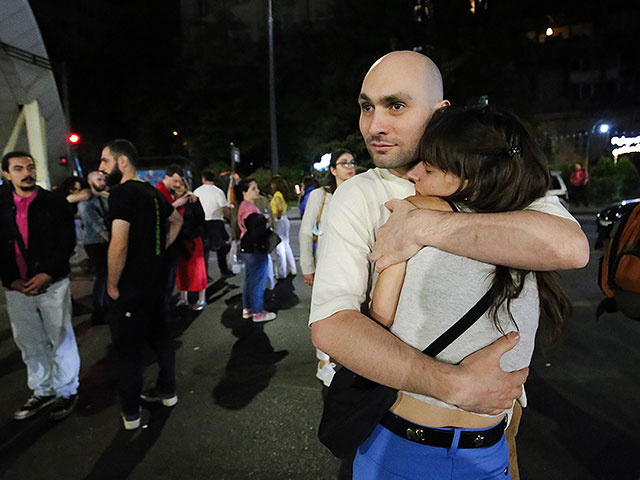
25,0,640,175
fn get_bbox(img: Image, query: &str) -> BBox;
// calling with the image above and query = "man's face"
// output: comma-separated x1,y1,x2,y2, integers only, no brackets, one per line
164,173,183,192
99,147,122,186
89,172,107,192
358,61,434,172
3,156,37,192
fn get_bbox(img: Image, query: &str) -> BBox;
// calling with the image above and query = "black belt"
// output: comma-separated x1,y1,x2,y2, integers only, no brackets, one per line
380,412,506,449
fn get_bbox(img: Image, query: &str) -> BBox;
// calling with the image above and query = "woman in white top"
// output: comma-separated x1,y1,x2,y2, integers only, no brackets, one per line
299,149,356,386
355,106,572,480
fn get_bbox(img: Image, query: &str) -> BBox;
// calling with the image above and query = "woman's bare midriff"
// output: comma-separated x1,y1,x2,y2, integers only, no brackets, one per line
390,392,506,429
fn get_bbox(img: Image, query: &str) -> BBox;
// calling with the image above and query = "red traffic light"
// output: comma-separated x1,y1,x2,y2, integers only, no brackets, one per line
59,156,68,166
68,133,80,144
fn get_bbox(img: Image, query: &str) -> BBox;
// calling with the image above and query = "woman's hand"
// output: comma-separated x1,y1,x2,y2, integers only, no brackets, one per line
303,273,314,286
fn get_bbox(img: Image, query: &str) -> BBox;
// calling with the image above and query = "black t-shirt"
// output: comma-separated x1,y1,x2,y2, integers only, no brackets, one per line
108,180,174,293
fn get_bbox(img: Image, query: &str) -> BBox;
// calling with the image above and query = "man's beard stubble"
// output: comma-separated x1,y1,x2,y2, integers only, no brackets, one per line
367,143,417,172
104,165,122,187
20,177,36,191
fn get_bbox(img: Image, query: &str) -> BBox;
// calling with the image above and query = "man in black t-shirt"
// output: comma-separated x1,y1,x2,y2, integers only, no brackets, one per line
99,139,183,431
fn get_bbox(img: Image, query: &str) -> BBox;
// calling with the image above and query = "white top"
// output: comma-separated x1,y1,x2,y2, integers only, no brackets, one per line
309,167,578,325
193,184,228,221
391,245,540,419
299,187,332,275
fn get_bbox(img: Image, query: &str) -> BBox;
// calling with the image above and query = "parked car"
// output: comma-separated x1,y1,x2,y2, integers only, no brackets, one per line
547,170,569,208
595,197,640,248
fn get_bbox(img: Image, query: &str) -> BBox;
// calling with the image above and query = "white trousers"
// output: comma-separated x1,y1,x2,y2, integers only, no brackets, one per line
272,216,297,279
5,278,80,397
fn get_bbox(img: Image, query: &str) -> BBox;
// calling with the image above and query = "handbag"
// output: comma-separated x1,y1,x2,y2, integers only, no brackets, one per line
317,289,493,459
263,227,281,254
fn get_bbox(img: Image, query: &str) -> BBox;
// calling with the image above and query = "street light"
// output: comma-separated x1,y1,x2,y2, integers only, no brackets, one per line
585,120,610,171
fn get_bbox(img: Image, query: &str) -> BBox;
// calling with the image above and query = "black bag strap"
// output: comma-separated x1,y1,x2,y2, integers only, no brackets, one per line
422,289,493,358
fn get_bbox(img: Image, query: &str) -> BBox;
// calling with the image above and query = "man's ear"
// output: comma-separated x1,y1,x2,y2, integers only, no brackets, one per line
118,155,130,171
436,99,451,109
2,170,10,182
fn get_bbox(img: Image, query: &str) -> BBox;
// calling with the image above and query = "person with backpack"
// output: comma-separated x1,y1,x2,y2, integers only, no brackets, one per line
598,202,640,320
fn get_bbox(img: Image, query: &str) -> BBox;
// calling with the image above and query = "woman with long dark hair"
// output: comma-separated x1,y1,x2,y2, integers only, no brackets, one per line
355,106,572,479
299,148,356,386
174,178,208,311
236,178,276,323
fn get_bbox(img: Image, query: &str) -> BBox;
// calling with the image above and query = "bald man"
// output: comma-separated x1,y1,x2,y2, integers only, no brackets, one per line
310,51,588,475
78,171,110,324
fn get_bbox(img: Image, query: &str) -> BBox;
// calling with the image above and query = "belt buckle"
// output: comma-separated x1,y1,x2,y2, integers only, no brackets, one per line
406,427,426,443
472,434,485,447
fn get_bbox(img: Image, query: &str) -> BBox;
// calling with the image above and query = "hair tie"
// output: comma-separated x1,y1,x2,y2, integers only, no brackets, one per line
507,145,521,157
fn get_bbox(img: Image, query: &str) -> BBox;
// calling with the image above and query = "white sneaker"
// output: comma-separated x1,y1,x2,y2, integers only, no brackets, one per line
252,311,276,323
316,362,336,387
176,298,188,308
121,410,141,430
242,308,253,319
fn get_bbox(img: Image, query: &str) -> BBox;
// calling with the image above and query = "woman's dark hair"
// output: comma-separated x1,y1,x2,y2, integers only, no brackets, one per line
270,175,289,202
234,177,256,205
302,175,319,190
327,148,354,193
419,105,570,343
58,176,89,195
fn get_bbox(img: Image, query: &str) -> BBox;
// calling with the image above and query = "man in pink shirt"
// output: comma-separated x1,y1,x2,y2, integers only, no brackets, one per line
0,151,79,421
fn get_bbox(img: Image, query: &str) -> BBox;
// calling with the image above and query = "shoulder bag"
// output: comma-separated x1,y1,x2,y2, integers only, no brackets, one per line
318,290,492,458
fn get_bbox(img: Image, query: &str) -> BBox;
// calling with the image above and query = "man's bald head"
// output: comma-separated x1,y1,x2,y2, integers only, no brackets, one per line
88,170,107,192
358,51,449,172
366,51,444,107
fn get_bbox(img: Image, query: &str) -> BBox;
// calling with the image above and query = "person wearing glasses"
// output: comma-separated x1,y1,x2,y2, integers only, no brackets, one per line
299,148,356,386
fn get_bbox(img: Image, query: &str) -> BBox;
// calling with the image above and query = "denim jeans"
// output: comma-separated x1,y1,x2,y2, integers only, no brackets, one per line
354,422,510,480
85,243,108,318
241,252,269,313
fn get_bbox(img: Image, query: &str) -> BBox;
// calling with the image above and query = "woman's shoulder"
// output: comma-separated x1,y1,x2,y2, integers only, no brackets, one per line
308,187,330,201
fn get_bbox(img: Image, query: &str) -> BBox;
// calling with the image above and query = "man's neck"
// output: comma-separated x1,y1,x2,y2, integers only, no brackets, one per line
387,166,411,179
121,170,138,183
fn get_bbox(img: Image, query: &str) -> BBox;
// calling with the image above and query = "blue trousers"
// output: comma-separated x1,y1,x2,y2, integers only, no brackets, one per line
354,423,510,480
241,253,269,313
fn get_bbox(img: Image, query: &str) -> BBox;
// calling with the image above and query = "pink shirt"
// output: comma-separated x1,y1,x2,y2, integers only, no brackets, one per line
13,190,38,280
237,201,260,238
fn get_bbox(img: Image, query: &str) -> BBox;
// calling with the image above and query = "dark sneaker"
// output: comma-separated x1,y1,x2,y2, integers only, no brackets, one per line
49,394,78,421
14,394,55,420
121,409,141,430
140,388,178,407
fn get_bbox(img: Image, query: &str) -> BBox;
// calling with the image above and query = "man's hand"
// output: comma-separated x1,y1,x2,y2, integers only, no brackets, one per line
371,199,422,272
450,332,529,415
9,279,27,293
107,284,120,300
303,273,314,286
23,273,52,295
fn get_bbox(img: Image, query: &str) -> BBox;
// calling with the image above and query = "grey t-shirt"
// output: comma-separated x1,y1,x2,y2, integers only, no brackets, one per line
390,245,539,419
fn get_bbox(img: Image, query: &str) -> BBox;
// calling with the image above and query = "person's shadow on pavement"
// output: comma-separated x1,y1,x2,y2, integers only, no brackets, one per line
213,297,288,410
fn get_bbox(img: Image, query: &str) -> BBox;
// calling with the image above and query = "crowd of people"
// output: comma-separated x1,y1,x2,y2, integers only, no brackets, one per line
0,49,592,479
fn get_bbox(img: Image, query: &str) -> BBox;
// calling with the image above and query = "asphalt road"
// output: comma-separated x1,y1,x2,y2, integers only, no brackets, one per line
0,213,638,480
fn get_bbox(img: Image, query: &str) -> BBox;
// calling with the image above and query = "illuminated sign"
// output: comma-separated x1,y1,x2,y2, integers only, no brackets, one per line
611,136,640,161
